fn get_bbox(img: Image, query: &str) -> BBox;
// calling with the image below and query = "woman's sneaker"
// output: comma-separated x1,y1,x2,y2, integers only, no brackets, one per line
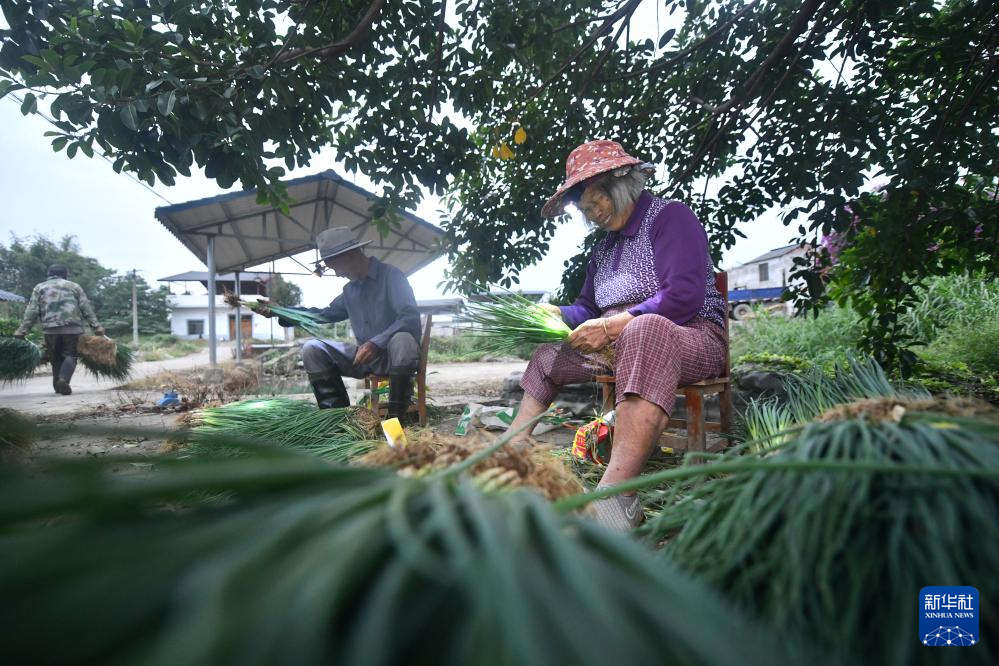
590,490,644,532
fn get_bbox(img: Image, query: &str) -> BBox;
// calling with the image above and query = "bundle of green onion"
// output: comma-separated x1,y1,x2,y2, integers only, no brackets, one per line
0,437,805,665
0,337,42,384
464,292,571,353
79,342,135,381
264,303,337,338
224,290,335,338
186,398,377,462
629,359,999,665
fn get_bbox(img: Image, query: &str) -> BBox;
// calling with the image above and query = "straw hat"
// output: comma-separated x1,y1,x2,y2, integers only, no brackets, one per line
316,227,373,260
541,140,655,218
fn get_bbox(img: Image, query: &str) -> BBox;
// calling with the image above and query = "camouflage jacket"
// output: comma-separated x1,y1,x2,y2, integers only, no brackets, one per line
16,277,102,335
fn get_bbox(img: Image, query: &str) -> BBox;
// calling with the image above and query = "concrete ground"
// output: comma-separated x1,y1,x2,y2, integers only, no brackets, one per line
2,346,542,458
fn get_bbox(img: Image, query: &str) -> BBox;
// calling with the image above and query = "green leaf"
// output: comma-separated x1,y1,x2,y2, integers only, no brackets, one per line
67,142,79,159
21,55,47,69
20,92,37,115
120,103,139,131
156,90,176,116
51,137,69,152
0,80,20,100
145,78,164,93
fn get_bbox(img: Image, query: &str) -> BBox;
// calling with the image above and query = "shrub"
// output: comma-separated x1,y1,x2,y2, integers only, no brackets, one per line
730,305,863,369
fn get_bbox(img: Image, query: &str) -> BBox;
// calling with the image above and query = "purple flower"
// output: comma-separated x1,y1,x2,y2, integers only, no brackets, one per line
974,223,984,240
927,242,940,252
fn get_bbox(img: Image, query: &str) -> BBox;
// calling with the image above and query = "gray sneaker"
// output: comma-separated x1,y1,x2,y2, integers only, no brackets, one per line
590,492,644,532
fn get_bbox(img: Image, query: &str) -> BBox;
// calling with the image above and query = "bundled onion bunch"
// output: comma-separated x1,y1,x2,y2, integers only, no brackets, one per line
79,341,134,381
0,433,807,666
631,358,999,665
184,398,379,462
464,292,572,354
0,337,42,384
224,291,335,338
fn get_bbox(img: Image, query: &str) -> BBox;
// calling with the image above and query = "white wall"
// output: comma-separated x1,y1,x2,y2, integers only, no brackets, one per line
167,295,292,342
728,248,806,291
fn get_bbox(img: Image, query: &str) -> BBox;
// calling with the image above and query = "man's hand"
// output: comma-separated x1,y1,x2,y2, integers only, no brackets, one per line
12,332,25,340
250,299,274,317
567,318,611,353
353,341,380,367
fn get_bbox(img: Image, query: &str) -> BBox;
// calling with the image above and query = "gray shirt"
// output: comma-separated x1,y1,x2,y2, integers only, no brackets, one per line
293,257,421,348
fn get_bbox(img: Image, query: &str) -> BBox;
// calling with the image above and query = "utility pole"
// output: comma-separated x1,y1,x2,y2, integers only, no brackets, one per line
131,269,139,346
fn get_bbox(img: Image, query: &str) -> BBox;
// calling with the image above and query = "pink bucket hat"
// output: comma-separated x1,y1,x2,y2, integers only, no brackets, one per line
541,140,654,218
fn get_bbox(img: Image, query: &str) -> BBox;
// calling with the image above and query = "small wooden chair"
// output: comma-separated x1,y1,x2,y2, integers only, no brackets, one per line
366,314,433,427
595,272,733,454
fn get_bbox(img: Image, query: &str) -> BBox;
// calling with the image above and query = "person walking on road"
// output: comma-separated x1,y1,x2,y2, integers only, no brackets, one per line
14,264,105,395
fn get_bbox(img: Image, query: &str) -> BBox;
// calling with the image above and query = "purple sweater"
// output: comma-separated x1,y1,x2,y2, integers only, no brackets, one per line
560,191,726,330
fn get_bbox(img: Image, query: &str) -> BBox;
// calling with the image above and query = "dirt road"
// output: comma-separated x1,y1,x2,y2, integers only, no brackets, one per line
0,345,527,416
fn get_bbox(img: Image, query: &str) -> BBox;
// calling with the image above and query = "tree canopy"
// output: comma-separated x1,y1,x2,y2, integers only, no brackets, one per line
2,0,997,367
0,234,170,337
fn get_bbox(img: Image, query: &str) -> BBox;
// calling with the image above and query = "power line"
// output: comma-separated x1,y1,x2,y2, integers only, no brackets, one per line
6,93,175,206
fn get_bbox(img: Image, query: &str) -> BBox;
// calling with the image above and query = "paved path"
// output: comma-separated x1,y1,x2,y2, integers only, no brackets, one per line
0,345,222,415
1,345,527,416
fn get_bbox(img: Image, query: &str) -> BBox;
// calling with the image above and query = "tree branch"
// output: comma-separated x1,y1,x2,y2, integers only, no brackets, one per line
549,1,632,37
668,0,827,193
427,0,449,123
576,1,639,97
600,0,762,84
271,0,386,66
505,0,644,120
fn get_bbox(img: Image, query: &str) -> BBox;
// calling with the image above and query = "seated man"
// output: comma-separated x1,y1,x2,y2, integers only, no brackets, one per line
258,227,421,419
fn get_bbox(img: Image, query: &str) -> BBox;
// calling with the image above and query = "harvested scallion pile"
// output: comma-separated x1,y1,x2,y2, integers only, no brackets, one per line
627,359,999,666
464,292,571,353
186,398,378,462
0,337,43,384
0,441,804,665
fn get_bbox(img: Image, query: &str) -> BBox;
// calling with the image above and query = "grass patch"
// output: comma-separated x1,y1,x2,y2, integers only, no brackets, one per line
429,334,534,363
132,334,204,361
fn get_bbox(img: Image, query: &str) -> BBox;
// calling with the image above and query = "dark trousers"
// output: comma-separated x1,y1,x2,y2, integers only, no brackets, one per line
45,333,80,386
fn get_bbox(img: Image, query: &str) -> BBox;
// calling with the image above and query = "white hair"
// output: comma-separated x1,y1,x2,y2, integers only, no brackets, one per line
589,165,649,215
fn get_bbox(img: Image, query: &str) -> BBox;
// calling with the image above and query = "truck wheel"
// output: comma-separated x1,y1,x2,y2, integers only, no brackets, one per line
732,304,753,320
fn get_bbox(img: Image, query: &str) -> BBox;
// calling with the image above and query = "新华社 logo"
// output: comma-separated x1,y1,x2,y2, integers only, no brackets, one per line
919,586,978,647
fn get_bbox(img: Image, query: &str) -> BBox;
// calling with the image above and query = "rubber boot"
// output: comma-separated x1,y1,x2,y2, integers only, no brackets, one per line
308,371,350,409
55,356,76,396
387,375,414,423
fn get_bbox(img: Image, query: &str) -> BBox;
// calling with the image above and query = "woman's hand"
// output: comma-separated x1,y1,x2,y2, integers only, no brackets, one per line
568,319,611,353
567,312,635,353
535,303,563,319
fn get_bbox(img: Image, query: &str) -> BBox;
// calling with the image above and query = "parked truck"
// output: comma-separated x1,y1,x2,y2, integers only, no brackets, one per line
727,286,787,319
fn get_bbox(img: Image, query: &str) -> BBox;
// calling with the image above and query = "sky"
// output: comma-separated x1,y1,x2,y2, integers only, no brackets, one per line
0,3,796,306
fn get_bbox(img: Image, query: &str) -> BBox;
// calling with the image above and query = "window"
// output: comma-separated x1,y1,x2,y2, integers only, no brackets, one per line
187,319,205,336
758,262,770,283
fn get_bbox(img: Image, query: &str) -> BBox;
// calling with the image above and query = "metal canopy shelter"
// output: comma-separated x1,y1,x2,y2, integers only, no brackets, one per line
154,170,445,366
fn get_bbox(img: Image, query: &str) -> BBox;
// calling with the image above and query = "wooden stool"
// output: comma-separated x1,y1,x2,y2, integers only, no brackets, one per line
367,314,433,427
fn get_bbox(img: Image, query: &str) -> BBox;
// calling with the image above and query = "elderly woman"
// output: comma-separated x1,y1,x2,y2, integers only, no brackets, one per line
507,140,728,531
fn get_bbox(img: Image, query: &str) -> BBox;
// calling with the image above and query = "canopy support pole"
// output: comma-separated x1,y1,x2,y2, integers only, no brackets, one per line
234,270,242,361
207,236,217,368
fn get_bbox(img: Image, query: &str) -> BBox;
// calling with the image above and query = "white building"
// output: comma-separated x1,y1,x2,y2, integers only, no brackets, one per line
160,271,292,342
727,243,807,291
165,293,291,342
